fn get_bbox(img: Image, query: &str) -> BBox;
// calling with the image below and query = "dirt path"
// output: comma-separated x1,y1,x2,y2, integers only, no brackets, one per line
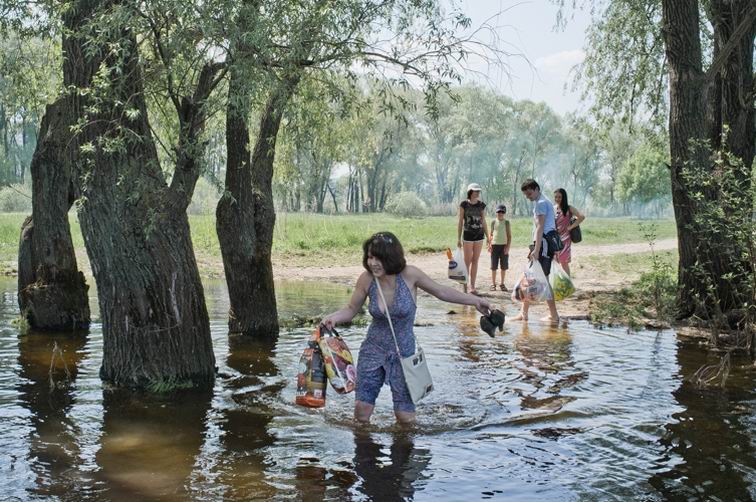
273,239,677,285
271,238,677,321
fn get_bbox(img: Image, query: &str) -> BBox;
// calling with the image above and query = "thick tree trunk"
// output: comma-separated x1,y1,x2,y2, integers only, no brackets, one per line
64,1,215,388
663,0,756,318
663,0,713,316
18,100,90,331
218,73,297,337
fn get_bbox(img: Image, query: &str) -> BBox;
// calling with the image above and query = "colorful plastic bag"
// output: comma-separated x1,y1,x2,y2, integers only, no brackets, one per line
511,260,553,303
549,262,576,301
447,247,468,284
318,326,356,394
295,328,327,408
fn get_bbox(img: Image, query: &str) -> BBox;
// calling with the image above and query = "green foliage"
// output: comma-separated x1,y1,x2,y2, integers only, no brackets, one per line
555,0,667,128
679,138,755,324
0,183,31,212
187,177,221,215
616,140,671,216
590,230,677,330
146,378,196,393
384,191,428,218
0,33,61,185
12,315,30,336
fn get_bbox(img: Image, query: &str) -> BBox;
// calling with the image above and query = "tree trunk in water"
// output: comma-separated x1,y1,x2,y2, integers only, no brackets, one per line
662,0,756,318
64,2,215,388
18,100,90,331
218,73,297,337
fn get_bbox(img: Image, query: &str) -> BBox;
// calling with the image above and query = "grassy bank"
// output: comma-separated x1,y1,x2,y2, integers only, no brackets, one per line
0,212,678,269
585,249,678,329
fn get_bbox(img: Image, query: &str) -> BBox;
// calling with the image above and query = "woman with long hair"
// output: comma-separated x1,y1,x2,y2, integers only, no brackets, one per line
456,183,490,294
553,188,585,276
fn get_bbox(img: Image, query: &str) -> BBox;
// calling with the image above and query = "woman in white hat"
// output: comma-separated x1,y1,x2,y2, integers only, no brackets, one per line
456,183,490,294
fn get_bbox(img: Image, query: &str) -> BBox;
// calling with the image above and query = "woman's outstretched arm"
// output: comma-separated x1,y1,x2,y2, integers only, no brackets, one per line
322,272,371,329
405,265,491,315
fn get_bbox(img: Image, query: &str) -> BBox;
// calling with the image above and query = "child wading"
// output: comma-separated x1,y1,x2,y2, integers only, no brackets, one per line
488,204,511,291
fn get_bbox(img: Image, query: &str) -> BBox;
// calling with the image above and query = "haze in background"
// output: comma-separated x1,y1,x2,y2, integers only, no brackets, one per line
461,0,591,115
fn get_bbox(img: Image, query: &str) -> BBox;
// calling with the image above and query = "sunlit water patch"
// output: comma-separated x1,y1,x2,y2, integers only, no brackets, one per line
0,277,754,500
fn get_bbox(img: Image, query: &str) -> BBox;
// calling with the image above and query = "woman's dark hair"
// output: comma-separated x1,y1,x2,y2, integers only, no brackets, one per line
362,231,406,275
466,189,481,200
555,188,569,215
520,179,540,192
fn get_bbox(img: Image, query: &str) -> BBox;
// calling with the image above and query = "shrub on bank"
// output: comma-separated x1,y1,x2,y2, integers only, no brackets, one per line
385,191,428,218
0,185,31,213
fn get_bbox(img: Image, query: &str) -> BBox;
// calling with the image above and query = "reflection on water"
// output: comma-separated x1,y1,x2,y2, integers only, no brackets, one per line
650,345,756,500
0,278,754,500
353,431,431,501
95,389,212,499
16,331,87,499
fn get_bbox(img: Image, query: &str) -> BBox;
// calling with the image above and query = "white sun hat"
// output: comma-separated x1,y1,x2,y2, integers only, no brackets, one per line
467,183,482,192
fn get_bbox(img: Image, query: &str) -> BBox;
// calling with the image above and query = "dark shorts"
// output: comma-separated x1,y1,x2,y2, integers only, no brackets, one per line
529,243,552,276
463,230,485,242
490,245,509,270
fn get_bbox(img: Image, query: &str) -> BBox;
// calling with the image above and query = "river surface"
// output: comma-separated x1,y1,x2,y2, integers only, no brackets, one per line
0,278,754,501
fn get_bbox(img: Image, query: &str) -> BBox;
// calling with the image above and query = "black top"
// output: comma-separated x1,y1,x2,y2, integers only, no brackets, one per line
460,200,486,240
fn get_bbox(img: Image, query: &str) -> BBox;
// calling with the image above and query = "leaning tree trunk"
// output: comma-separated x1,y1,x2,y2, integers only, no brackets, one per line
17,96,90,331
218,72,297,337
64,1,215,388
662,0,756,318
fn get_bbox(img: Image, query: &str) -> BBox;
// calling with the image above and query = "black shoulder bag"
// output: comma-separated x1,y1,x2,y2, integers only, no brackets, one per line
569,210,582,243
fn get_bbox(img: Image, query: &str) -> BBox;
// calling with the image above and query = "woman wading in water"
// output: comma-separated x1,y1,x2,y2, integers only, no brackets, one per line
322,232,491,425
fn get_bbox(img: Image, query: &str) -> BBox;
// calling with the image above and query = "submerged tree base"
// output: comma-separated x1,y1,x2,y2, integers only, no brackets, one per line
100,368,215,393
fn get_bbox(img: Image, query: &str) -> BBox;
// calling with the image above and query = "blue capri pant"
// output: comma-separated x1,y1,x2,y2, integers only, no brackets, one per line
355,341,415,413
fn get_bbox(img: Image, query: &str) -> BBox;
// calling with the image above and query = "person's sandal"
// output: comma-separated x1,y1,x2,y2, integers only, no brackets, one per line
499,284,508,292
490,284,497,291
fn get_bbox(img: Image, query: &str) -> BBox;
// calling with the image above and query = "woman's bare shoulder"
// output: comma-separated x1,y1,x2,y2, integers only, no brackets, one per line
355,270,373,290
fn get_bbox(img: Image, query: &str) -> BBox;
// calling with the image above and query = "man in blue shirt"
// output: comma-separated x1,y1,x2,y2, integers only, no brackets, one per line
512,179,559,323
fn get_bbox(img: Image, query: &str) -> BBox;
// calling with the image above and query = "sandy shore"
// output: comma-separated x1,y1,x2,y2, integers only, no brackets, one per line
271,239,678,320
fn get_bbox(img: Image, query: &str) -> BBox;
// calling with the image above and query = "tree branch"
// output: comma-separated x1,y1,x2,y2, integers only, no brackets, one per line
705,2,756,82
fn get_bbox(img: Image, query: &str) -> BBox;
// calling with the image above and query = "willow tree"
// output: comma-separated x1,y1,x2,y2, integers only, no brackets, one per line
8,0,226,388
558,0,756,319
71,0,227,387
0,27,90,330
219,1,503,336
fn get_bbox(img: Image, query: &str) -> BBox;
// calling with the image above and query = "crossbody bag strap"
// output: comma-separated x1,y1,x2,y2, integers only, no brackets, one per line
374,276,403,357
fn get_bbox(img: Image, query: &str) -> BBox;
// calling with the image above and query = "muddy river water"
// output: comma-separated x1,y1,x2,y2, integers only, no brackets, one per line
0,278,754,500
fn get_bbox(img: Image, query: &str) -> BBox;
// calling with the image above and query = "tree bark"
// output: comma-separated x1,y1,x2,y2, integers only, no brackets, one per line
18,100,90,331
64,0,215,388
218,71,298,337
662,0,755,317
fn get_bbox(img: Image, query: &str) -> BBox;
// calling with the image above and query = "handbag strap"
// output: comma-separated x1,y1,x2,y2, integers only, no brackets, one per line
374,276,404,357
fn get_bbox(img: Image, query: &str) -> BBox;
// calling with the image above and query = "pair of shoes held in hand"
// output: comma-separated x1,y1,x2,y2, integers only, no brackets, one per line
480,309,505,337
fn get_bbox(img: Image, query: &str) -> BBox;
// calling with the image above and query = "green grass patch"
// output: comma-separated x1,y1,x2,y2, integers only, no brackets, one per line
0,212,677,269
582,249,677,275
589,251,678,328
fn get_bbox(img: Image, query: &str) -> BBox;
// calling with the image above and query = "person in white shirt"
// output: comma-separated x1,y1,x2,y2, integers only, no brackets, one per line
511,178,559,323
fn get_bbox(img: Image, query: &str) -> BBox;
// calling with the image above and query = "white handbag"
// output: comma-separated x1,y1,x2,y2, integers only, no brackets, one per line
374,277,434,404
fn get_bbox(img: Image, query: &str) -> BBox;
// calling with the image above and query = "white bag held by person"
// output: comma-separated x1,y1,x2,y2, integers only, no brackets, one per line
375,277,434,404
549,262,575,301
446,247,468,284
511,260,553,303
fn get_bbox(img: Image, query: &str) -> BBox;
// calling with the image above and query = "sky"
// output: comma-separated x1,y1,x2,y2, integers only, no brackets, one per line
457,0,593,116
